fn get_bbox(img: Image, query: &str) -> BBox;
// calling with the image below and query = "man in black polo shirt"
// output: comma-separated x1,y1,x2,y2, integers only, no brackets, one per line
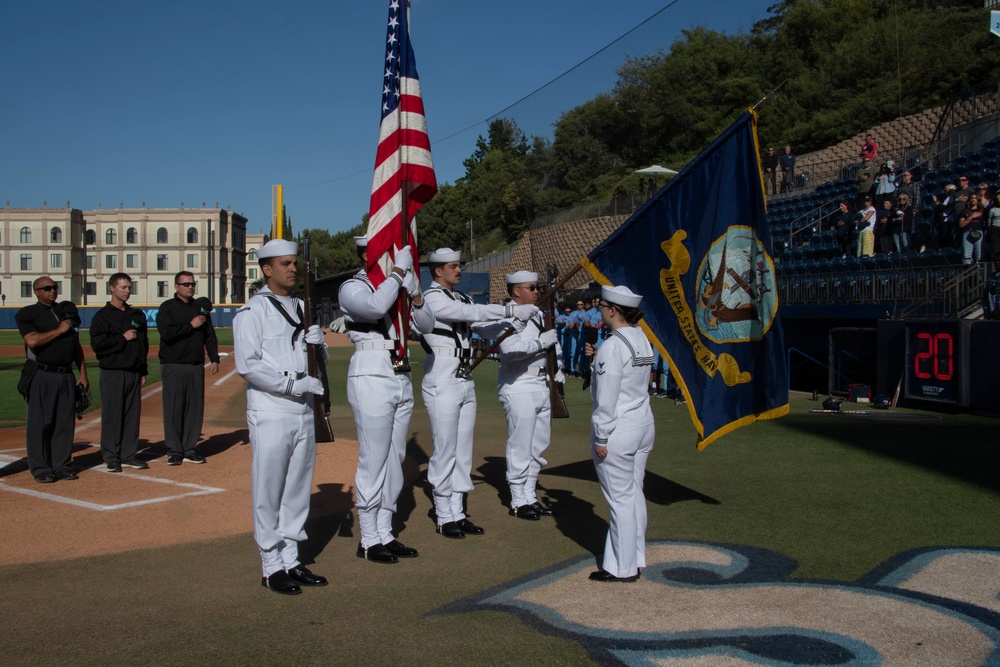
15,277,89,483
156,271,220,465
90,272,149,473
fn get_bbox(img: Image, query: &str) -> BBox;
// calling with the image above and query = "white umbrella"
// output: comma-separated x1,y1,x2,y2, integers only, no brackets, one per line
634,165,678,176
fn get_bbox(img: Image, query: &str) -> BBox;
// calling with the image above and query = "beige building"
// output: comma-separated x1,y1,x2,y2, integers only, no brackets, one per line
0,204,249,307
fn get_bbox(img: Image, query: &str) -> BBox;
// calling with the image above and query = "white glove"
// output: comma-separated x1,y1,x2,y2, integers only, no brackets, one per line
512,304,539,322
304,325,324,345
538,330,558,349
393,245,414,272
554,369,566,383
291,376,325,397
402,270,421,298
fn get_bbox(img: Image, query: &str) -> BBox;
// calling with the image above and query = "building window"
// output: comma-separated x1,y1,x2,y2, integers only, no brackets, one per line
126,227,138,244
84,229,95,245
20,227,31,243
187,227,199,244
54,281,62,295
50,227,62,243
50,253,62,269
187,254,198,268
21,281,32,298
157,228,168,244
106,229,117,245
248,268,257,280
85,282,97,296
86,255,95,270
157,281,169,298
20,254,31,271
105,255,117,269
126,254,138,269
157,254,168,271
248,248,256,261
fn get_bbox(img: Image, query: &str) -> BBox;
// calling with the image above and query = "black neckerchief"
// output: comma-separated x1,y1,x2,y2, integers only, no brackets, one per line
265,296,304,348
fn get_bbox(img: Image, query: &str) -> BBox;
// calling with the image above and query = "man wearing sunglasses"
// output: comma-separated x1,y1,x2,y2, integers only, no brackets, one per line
15,278,89,483
497,271,561,521
156,271,221,466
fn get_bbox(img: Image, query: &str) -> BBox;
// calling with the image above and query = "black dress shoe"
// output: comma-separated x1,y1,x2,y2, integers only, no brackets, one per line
54,468,78,480
435,521,466,539
34,473,56,484
456,519,484,535
287,566,328,586
383,539,419,558
510,504,541,521
531,502,554,517
588,569,640,583
356,542,399,564
261,570,302,595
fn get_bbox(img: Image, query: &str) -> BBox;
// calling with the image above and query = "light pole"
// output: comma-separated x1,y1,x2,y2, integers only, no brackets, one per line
468,218,475,259
207,218,215,303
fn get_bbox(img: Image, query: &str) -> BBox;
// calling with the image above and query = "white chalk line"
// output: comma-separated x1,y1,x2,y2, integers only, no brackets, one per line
0,453,225,511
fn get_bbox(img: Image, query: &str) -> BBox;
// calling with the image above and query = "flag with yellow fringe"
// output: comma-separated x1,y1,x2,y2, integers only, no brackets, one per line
581,109,789,449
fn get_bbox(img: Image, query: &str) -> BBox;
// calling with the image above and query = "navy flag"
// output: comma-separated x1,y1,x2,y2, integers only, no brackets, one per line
582,109,789,449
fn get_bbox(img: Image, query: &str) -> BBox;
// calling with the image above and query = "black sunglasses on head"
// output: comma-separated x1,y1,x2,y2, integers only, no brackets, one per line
177,282,196,287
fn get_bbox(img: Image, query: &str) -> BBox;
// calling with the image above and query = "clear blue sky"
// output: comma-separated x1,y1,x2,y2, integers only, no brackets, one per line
2,0,771,236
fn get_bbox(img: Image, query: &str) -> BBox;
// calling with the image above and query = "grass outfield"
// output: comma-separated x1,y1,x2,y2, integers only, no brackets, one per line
0,328,236,347
1,347,998,665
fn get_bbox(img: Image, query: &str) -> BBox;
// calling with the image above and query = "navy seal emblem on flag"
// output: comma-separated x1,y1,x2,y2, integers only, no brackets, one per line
696,226,778,344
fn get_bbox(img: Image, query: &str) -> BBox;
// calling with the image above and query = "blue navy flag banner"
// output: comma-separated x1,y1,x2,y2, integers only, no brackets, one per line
582,109,789,449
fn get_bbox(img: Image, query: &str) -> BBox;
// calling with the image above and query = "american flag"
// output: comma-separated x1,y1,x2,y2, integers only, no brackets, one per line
366,0,437,291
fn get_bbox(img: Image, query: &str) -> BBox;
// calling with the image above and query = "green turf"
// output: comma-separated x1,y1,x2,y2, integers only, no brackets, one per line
0,328,234,347
2,345,998,665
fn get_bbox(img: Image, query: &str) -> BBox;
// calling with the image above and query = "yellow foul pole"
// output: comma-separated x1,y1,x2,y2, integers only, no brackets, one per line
271,184,283,239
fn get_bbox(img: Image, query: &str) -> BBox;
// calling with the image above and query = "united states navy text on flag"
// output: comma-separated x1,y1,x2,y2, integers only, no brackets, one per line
582,110,789,449
367,0,437,288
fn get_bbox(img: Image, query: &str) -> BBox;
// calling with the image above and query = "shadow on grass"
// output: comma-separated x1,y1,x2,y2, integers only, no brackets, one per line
398,434,433,532
777,411,1000,493
299,483,356,565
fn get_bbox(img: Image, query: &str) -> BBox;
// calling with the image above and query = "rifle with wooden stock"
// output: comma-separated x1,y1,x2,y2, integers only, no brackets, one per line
541,286,569,419
303,237,335,443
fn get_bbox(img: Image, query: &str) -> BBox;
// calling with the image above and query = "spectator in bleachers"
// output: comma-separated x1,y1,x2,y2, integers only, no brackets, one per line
860,134,879,162
933,185,957,250
954,175,974,217
831,200,856,257
855,158,878,208
762,147,779,195
959,193,985,264
875,198,897,254
875,160,896,207
988,192,1000,263
893,193,915,253
857,195,877,257
895,170,921,208
780,145,796,193
976,182,993,206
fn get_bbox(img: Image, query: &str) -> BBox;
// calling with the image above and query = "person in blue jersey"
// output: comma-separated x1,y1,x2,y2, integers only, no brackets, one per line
579,296,601,389
570,298,587,376
557,305,573,374
585,285,655,583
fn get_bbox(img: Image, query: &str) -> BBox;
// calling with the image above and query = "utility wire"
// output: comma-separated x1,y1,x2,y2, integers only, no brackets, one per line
287,0,686,190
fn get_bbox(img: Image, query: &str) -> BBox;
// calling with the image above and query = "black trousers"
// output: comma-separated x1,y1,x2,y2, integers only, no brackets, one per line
161,363,205,456
26,369,75,476
99,369,142,463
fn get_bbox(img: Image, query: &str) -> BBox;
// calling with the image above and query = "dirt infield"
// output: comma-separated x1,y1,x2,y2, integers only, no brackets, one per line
0,333,359,566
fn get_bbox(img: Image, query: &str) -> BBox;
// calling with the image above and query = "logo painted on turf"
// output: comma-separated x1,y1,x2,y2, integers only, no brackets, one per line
434,540,1000,666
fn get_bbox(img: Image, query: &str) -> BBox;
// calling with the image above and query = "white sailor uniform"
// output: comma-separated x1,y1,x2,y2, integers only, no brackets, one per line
497,314,553,509
590,326,655,579
339,269,434,549
234,286,324,577
421,286,517,526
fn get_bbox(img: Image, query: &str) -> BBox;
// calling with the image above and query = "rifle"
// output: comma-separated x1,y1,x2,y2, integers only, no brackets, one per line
303,237,335,443
541,286,569,419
